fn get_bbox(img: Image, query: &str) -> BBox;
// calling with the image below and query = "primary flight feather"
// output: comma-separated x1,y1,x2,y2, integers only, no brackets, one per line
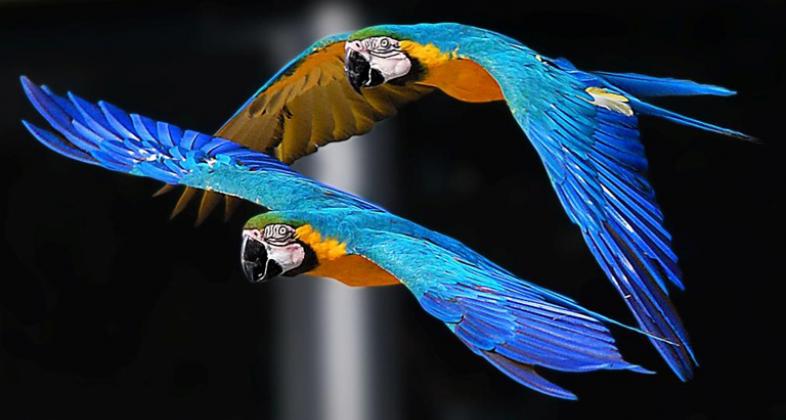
159,23,751,380
20,76,664,400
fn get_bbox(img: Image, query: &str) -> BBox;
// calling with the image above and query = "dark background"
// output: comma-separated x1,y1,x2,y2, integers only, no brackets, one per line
1,0,784,419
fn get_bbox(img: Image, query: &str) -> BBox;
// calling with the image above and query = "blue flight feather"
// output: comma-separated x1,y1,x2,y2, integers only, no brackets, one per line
19,76,381,213
21,120,97,165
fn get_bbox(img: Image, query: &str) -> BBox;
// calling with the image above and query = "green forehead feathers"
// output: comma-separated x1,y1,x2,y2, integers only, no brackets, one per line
348,27,400,41
244,212,304,229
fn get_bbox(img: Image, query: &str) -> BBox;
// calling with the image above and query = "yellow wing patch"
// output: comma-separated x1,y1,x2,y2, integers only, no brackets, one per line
585,87,634,116
295,224,399,287
401,41,504,103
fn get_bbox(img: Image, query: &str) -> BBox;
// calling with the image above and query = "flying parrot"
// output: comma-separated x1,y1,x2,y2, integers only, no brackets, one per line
157,23,753,382
20,76,664,400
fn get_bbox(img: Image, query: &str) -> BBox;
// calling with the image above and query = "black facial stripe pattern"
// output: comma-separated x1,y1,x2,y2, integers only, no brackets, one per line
263,223,296,246
369,50,399,59
362,36,399,54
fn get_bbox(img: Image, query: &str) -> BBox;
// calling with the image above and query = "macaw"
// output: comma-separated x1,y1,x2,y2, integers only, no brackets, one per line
158,23,753,381
19,76,665,400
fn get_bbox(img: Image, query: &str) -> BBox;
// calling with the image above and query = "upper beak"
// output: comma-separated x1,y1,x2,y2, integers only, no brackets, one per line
241,234,283,283
345,49,371,94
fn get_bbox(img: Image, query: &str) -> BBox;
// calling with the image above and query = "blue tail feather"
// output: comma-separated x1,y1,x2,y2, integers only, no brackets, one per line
586,71,756,141
631,98,757,142
595,71,736,98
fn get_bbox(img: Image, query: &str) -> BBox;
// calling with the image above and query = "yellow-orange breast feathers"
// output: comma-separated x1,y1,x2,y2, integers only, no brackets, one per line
401,41,504,103
295,225,400,287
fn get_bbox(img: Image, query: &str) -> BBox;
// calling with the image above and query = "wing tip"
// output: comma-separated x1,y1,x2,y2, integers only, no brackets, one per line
481,351,578,400
625,363,656,375
20,75,38,104
666,340,698,382
20,75,46,107
21,119,97,165
647,329,697,382
19,74,32,89
712,86,737,96
687,82,737,97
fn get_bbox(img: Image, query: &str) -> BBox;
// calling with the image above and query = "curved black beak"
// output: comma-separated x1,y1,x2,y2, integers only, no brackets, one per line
345,50,384,93
241,235,283,283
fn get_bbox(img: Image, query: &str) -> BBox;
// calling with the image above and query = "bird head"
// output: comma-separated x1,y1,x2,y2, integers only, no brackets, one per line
344,24,451,92
344,30,412,92
240,213,319,283
344,24,504,103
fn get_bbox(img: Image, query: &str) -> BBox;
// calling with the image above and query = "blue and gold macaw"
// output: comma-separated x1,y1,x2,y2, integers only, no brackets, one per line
157,23,752,382
19,76,665,400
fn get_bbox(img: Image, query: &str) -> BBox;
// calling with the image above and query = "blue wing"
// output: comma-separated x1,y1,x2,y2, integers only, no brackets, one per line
509,63,705,380
357,227,651,400
19,76,382,213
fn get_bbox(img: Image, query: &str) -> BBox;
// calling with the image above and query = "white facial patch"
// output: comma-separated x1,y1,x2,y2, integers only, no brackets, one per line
265,242,306,274
372,52,412,83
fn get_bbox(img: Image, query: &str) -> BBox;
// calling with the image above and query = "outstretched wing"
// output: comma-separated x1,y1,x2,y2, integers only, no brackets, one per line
169,33,433,223
358,227,650,400
506,63,698,380
20,76,383,213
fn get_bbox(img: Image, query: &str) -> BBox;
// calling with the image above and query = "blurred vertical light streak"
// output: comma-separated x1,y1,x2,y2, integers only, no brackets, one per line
265,3,399,420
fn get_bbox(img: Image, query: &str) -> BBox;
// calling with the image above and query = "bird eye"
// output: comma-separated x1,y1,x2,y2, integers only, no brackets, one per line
380,38,390,48
264,223,296,245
